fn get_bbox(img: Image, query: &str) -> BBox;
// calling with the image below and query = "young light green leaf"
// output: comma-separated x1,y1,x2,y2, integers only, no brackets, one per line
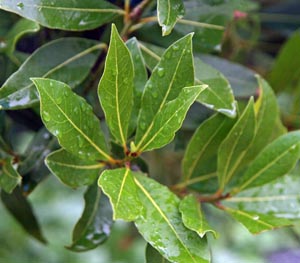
0,38,103,110
3,18,40,57
194,57,236,118
182,113,235,186
218,98,256,190
179,195,217,238
237,76,279,168
225,170,300,219
225,207,291,234
98,24,134,147
67,184,113,252
233,131,300,193
135,33,195,151
32,78,111,162
146,243,171,263
46,149,104,188
0,0,123,31
1,187,47,243
98,168,143,221
157,0,185,36
135,85,206,152
0,157,21,193
126,38,147,136
134,173,210,263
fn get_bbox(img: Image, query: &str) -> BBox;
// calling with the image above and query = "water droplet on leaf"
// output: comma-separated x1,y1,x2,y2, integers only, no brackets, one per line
152,91,158,98
43,112,51,122
139,122,146,130
253,215,259,220
172,45,179,51
56,96,62,104
157,67,165,77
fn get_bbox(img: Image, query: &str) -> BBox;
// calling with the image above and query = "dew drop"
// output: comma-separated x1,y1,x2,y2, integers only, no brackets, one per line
56,96,62,104
64,90,68,97
135,54,140,60
172,45,179,51
17,2,24,9
165,51,171,59
157,67,165,77
252,215,259,220
78,136,84,148
43,111,51,122
0,41,7,50
73,106,79,114
53,129,60,136
152,91,158,98
139,122,146,130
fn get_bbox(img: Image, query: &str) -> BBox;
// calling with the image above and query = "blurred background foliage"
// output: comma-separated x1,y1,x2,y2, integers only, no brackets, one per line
1,0,300,262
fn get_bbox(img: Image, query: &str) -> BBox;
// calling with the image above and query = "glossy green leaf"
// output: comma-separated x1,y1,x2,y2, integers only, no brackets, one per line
146,243,171,263
1,187,47,243
239,76,279,166
225,169,300,219
134,173,210,263
135,85,206,152
179,195,217,238
0,38,103,110
46,149,104,188
157,0,185,36
268,30,300,92
98,24,134,146
135,34,195,151
126,38,147,136
0,0,123,31
218,98,256,190
98,168,143,221
2,18,39,57
0,157,21,193
195,57,236,118
225,207,291,234
67,183,113,252
32,78,111,161
182,113,235,188
233,131,300,193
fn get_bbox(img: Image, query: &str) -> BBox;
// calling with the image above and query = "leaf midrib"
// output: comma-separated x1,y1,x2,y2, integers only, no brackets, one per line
136,41,189,150
40,86,111,160
238,143,300,191
134,178,197,263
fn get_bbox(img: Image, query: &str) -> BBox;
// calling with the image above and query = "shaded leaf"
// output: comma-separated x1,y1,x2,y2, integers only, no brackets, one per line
46,149,104,188
268,30,300,92
32,78,111,161
195,57,236,118
157,0,185,36
182,113,235,188
146,243,171,263
200,54,257,98
1,187,47,243
67,184,113,252
0,38,103,110
218,98,256,190
233,131,300,193
98,168,143,221
126,38,147,135
0,0,123,31
0,157,21,193
2,18,40,57
179,195,217,238
134,173,210,263
225,169,300,219
135,85,206,152
225,207,291,234
98,24,133,146
135,33,195,151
